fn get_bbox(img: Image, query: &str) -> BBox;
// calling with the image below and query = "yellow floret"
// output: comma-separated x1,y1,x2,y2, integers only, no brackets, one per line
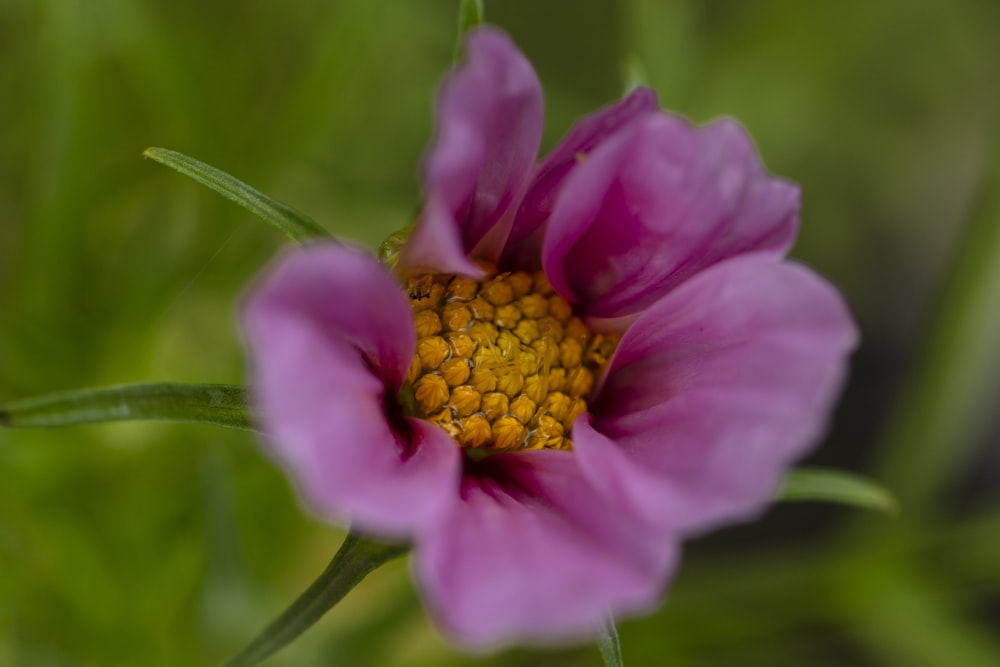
404,270,618,452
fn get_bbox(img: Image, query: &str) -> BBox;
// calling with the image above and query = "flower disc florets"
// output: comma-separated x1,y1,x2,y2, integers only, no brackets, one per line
405,269,617,452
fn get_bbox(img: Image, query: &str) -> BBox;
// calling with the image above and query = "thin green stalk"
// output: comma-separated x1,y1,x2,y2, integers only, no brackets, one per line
226,532,409,667
454,0,485,61
598,616,624,667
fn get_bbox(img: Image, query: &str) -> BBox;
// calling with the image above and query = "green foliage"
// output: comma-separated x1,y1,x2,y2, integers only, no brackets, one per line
144,148,331,243
778,467,897,515
0,383,251,431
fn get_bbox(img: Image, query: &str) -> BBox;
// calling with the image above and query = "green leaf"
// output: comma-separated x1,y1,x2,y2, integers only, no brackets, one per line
778,467,898,515
143,147,330,243
226,531,409,667
598,616,624,667
0,383,252,431
454,0,485,61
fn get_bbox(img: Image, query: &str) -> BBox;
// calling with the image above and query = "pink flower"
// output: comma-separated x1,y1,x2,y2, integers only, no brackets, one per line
243,27,856,648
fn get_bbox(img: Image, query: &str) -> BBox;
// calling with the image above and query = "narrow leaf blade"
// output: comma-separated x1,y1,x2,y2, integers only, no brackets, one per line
226,532,409,667
144,147,330,243
779,467,898,515
0,383,252,431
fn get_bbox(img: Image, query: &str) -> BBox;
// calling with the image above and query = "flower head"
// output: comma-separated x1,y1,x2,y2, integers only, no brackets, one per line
243,27,856,647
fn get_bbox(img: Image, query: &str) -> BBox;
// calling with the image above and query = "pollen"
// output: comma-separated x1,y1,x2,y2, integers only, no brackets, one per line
405,270,618,452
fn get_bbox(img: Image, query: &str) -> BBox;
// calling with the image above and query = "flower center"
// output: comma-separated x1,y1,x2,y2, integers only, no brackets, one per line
404,269,618,452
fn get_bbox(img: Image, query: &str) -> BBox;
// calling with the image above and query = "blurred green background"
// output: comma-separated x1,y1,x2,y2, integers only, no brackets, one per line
2,0,999,665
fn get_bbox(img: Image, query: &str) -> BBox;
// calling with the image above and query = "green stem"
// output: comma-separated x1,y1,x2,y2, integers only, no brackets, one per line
598,615,624,667
226,532,409,667
0,383,251,430
454,0,485,61
143,147,331,243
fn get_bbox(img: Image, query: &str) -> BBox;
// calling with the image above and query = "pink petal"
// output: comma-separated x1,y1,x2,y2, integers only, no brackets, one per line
413,452,677,648
400,27,544,274
243,244,461,538
576,255,857,534
399,194,485,279
543,113,800,318
501,87,659,270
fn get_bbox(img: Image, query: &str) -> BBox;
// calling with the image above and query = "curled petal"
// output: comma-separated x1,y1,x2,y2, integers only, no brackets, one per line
414,452,676,648
401,27,544,274
502,87,659,269
544,114,800,318
244,245,461,537
578,255,857,534
399,194,484,278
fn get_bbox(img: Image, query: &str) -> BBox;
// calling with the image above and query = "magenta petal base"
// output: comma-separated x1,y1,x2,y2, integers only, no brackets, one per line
414,452,677,648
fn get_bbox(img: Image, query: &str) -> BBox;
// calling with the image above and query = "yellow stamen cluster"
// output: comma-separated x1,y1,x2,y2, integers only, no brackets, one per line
405,270,618,452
